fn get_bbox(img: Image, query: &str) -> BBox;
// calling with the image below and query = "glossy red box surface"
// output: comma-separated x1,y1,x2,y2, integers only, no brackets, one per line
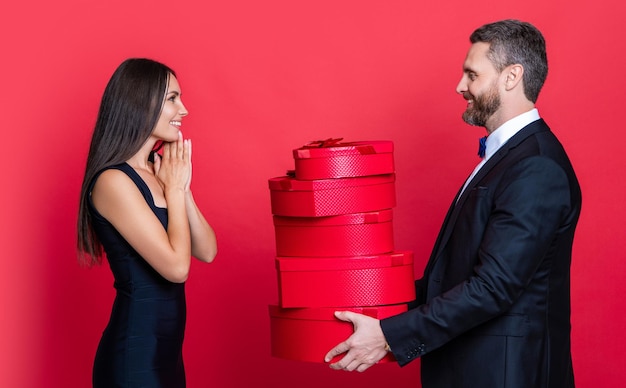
268,174,396,217
273,210,394,257
293,140,394,180
276,251,415,308
269,304,407,363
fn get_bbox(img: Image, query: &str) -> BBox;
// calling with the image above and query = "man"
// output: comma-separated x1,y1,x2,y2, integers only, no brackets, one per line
325,19,581,388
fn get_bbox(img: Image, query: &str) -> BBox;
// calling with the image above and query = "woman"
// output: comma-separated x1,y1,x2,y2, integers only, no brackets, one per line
77,58,217,387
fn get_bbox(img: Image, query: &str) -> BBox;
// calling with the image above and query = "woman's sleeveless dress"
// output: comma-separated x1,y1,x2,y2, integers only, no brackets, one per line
89,163,186,387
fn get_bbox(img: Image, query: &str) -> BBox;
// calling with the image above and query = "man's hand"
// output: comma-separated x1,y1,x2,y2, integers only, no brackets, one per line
324,311,389,372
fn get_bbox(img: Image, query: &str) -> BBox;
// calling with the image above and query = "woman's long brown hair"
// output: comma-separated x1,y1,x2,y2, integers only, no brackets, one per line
77,58,174,266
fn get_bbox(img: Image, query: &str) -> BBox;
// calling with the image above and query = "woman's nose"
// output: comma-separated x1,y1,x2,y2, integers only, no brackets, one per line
179,102,188,117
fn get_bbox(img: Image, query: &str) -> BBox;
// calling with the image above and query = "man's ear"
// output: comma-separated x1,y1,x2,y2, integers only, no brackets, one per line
504,64,524,90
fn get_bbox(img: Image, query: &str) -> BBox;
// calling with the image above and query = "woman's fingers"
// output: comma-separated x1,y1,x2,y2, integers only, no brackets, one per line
161,132,187,161
156,132,192,190
153,152,161,174
162,140,171,159
176,131,184,159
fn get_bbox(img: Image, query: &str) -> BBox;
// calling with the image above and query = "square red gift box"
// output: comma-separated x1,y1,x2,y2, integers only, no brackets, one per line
268,174,396,217
269,304,407,363
276,251,415,308
293,140,394,180
273,209,394,257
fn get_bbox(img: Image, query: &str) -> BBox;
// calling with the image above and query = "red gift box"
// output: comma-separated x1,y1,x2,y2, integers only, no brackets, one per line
268,174,396,217
293,140,394,180
276,251,415,308
269,304,407,363
273,210,394,257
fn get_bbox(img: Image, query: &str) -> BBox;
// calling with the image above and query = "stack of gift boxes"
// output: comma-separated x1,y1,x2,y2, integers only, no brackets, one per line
267,139,415,363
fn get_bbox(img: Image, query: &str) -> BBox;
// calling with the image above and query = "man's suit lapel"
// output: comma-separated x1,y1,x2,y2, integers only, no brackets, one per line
427,119,549,268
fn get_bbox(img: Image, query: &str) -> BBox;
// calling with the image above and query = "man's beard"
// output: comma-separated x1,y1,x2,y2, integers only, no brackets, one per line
462,85,500,127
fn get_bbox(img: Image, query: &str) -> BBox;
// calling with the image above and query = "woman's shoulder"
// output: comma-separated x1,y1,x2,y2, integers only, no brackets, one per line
91,165,154,222
92,164,133,189
92,165,144,205
95,167,132,185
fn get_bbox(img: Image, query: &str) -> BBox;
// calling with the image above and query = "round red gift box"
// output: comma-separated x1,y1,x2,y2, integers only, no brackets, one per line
293,140,394,180
268,174,396,217
268,304,407,363
276,251,415,308
273,209,394,257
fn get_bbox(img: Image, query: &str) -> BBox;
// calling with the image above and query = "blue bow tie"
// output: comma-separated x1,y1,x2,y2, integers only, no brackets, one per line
478,136,487,158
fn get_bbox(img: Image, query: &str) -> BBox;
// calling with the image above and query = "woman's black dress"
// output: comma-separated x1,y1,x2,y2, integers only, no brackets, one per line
89,163,186,387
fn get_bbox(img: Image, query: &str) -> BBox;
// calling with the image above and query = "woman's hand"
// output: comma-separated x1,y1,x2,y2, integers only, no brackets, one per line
154,131,191,194
185,136,192,192
154,131,216,264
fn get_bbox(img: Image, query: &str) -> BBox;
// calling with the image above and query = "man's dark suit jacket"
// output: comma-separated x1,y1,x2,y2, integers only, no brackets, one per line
381,119,582,388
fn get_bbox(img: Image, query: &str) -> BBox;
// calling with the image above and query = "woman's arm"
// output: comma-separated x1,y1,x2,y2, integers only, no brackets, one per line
185,190,217,262
92,136,192,283
92,170,191,283
182,139,217,262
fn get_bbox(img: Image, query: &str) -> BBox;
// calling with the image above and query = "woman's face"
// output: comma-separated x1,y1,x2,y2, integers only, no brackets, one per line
152,74,188,142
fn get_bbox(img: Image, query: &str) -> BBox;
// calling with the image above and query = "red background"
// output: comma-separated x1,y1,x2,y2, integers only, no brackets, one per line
2,1,624,387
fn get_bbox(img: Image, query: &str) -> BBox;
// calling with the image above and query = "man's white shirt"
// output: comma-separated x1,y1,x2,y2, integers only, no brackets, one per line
458,108,541,200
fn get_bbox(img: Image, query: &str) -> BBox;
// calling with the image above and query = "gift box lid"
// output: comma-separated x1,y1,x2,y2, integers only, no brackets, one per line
268,304,407,321
276,251,413,272
273,209,393,227
268,173,395,192
293,140,394,160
